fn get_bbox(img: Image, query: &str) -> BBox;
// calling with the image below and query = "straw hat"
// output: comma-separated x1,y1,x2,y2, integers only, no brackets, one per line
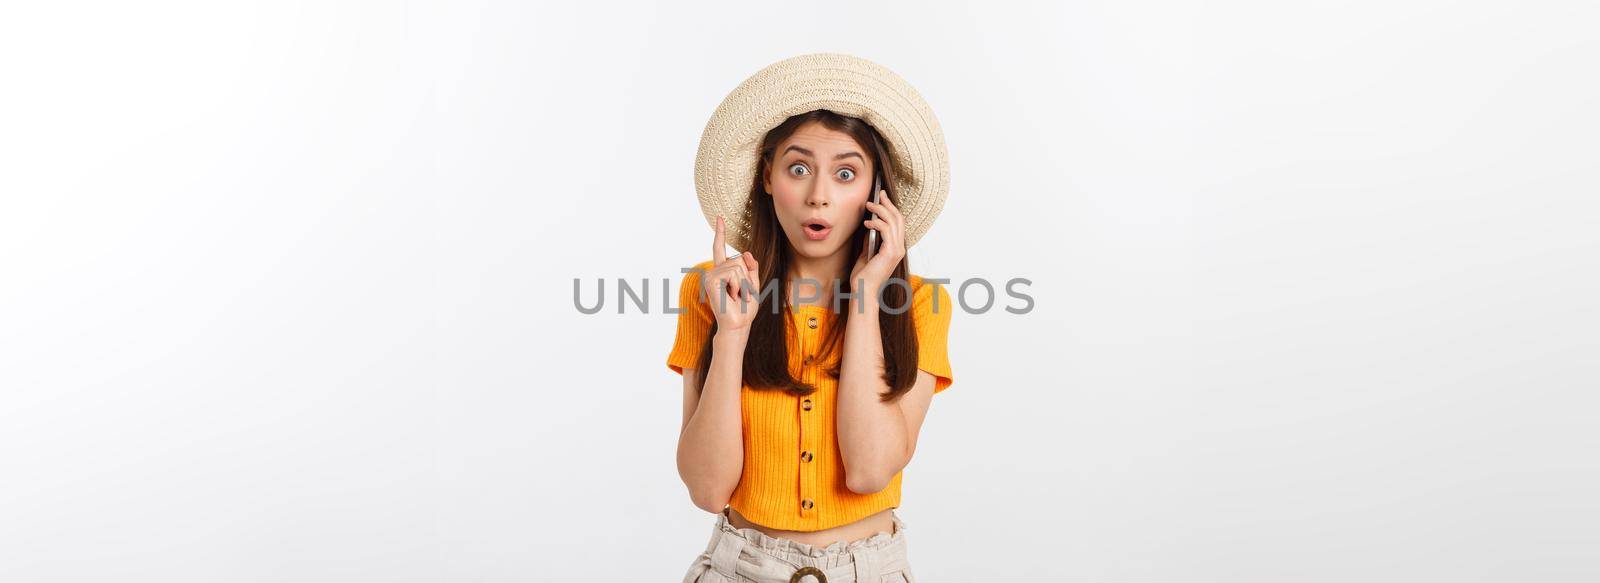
693,53,950,252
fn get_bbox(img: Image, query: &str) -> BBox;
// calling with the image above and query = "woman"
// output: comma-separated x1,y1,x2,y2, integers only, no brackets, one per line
669,54,954,583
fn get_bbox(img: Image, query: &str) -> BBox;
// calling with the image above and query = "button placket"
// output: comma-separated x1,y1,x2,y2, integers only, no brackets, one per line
797,308,821,521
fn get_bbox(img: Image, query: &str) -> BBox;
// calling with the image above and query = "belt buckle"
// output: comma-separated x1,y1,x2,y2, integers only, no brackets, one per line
789,565,827,583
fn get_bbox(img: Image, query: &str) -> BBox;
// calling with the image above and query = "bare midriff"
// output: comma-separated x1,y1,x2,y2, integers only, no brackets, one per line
725,506,897,548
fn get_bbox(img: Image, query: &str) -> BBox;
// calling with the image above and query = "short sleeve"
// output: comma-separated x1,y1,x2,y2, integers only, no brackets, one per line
667,260,716,376
911,276,955,394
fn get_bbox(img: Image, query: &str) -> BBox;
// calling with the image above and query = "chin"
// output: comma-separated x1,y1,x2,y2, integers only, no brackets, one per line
785,230,852,259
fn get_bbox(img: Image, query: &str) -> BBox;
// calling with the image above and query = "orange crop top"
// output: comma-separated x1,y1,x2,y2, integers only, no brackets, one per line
667,259,954,531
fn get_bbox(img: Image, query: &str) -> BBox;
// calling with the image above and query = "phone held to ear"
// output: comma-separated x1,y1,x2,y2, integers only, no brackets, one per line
866,173,882,259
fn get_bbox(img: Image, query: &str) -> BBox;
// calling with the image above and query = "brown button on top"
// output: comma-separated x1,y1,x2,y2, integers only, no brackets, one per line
806,316,818,329
800,451,813,462
801,399,812,411
801,499,814,510
803,355,814,365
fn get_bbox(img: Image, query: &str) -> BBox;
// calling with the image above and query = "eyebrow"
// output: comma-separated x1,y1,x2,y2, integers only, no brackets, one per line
782,145,864,162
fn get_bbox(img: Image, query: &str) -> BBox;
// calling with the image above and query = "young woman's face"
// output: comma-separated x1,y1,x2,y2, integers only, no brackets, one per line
763,122,875,261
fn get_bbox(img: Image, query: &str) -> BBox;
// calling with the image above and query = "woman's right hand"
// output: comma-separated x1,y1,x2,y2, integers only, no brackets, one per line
702,216,762,333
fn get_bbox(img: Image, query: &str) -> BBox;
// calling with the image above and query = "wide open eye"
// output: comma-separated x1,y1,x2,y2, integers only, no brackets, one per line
788,163,810,177
836,168,855,181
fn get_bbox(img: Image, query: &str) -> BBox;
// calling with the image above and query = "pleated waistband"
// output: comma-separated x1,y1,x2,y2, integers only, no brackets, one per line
697,509,909,582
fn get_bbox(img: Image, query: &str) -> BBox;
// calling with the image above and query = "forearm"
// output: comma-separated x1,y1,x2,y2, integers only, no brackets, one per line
676,329,748,511
836,290,909,493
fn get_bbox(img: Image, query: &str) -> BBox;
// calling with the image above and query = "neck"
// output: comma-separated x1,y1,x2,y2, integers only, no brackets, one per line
787,246,852,308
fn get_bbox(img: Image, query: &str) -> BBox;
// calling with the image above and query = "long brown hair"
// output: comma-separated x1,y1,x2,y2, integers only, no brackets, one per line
692,109,919,404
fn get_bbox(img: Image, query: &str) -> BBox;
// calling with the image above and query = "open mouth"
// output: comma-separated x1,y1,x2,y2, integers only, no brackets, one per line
801,219,832,241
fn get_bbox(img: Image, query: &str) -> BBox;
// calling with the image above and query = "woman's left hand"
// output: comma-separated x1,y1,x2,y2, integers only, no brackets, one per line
849,188,906,299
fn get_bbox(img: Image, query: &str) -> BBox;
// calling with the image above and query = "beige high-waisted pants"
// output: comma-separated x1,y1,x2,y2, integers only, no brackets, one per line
681,508,917,583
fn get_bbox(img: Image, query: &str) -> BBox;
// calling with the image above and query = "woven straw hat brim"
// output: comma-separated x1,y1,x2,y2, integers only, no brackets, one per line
694,53,949,252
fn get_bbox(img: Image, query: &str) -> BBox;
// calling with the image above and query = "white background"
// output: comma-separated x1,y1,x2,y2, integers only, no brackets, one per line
3,1,1597,581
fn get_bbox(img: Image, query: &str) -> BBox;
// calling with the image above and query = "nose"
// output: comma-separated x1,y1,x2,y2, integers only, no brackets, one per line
805,185,830,208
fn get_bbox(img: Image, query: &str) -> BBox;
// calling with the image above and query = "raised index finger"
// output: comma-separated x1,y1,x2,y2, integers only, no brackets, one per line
712,215,727,265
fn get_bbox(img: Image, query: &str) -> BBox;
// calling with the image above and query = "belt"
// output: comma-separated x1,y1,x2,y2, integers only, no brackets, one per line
703,523,907,583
